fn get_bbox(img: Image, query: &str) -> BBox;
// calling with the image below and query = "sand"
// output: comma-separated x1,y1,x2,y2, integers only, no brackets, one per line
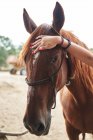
0,72,92,140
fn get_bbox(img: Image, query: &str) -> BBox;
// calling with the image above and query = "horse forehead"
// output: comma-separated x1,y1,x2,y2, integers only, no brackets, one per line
34,52,40,59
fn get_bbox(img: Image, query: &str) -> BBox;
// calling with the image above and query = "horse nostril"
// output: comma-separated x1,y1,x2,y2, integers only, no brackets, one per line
36,122,45,133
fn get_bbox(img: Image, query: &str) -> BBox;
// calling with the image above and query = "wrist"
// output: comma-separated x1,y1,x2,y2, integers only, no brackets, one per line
62,38,69,47
60,37,71,50
55,36,62,44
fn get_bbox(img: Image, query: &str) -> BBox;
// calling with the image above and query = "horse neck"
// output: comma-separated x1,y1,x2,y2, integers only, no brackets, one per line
67,60,93,106
60,29,93,106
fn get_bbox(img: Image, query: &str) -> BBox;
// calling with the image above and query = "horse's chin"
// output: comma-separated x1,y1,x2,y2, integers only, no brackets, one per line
26,117,51,136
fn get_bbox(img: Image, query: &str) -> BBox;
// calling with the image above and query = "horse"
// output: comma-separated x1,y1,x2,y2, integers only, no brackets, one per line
19,2,93,140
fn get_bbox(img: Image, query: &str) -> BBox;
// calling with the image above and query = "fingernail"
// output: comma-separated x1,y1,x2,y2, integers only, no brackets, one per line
30,45,32,48
32,51,34,54
39,47,43,50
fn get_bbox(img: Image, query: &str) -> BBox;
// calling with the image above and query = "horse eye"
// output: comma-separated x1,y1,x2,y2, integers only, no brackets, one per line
51,56,57,63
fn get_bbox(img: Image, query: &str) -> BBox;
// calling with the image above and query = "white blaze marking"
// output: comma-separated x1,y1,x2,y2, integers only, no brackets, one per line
33,52,40,65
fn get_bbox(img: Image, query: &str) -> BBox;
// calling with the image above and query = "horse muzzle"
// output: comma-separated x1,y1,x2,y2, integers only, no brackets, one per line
23,116,51,136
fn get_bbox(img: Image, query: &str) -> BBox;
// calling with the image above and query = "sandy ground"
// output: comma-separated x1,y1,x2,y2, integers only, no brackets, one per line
0,72,93,140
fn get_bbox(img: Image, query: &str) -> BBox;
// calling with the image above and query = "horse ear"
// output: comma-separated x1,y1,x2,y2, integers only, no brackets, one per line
52,2,65,32
23,8,37,34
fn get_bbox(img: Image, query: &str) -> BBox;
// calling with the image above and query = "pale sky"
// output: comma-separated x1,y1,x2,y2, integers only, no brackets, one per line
0,0,93,48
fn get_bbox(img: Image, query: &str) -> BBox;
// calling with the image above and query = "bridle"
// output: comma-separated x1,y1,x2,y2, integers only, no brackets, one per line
25,50,65,86
25,49,65,109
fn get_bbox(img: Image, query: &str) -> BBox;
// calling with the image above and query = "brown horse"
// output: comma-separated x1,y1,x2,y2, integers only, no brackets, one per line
19,2,93,140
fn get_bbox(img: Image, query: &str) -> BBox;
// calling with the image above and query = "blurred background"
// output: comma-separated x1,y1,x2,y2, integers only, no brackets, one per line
0,0,93,140
0,0,93,73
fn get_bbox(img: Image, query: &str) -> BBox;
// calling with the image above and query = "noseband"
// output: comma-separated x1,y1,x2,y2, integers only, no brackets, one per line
25,50,65,109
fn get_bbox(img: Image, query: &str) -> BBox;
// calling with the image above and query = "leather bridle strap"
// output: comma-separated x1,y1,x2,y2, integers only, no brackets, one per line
25,51,65,86
25,50,65,109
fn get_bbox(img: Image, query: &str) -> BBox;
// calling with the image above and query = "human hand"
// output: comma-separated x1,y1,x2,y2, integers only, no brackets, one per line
31,35,62,54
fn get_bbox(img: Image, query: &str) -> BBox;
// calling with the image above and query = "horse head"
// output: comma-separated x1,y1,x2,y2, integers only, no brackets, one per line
23,2,68,136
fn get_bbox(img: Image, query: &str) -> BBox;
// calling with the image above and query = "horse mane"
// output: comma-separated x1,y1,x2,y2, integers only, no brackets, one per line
18,35,32,67
18,27,93,94
60,29,93,94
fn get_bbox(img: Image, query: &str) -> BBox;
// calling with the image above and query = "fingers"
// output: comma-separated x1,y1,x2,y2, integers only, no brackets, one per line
31,35,46,54
32,39,41,49
36,35,45,40
32,45,46,54
31,38,43,54
32,47,39,54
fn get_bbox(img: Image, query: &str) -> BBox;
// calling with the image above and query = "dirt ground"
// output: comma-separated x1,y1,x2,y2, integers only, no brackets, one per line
0,72,92,140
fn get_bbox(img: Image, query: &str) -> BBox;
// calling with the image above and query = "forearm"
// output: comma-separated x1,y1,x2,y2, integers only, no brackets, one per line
32,35,93,67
